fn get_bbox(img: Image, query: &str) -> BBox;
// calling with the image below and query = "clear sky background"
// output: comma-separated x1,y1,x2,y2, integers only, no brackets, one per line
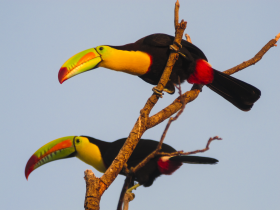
1,0,279,209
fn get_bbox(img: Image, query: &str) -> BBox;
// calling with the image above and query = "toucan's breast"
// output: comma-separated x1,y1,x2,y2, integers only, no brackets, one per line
99,47,152,76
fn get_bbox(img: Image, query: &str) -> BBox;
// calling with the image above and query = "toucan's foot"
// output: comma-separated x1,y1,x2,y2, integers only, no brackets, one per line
152,87,164,97
127,183,141,193
163,88,175,94
174,41,182,49
169,40,182,52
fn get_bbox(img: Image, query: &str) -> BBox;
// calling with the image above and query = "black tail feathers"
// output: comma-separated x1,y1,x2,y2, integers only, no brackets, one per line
207,70,261,111
169,155,218,164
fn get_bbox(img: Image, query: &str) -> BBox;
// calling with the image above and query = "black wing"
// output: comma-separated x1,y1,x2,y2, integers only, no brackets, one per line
103,138,176,167
142,33,208,61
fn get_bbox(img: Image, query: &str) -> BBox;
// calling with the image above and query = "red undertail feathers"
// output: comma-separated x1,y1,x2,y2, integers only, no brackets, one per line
187,59,214,85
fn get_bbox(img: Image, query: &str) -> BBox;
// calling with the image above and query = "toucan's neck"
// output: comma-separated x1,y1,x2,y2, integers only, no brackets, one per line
76,137,108,173
98,46,151,76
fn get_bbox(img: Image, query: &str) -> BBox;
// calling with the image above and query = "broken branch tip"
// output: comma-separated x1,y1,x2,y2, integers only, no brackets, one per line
275,32,280,42
212,136,222,140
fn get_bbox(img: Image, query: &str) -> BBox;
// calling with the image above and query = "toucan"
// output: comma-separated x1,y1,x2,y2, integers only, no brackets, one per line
25,136,218,187
58,33,261,111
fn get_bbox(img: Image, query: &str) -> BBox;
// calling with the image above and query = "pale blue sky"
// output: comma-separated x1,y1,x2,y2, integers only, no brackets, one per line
1,0,279,209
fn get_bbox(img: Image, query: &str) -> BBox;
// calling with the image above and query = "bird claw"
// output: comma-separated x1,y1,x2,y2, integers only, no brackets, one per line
169,40,182,52
169,42,182,52
127,183,141,192
152,87,164,97
174,41,182,49
169,45,178,52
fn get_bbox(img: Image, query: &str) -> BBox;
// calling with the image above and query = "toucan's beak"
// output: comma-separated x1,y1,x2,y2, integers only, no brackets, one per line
58,48,102,84
25,136,76,180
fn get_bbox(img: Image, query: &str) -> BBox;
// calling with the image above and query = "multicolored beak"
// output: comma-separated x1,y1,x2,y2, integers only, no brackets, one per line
25,136,77,180
58,48,102,84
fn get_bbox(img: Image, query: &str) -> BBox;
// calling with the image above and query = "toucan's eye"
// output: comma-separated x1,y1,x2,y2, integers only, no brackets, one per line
76,139,80,144
99,47,104,51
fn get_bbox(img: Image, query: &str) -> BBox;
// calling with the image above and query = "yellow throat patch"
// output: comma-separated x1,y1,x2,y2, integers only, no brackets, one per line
75,137,107,173
97,46,151,76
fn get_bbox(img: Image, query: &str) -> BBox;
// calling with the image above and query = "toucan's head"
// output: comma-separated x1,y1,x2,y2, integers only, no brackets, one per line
58,45,151,83
25,136,106,180
58,46,111,84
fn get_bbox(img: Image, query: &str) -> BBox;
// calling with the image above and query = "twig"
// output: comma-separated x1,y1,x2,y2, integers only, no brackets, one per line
274,32,280,46
123,164,130,176
158,136,222,157
224,33,279,75
174,0,179,27
185,34,192,43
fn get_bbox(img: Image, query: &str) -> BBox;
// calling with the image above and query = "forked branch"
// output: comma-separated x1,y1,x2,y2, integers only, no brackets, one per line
131,81,187,174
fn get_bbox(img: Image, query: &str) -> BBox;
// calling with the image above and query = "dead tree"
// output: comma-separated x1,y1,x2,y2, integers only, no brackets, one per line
83,1,280,209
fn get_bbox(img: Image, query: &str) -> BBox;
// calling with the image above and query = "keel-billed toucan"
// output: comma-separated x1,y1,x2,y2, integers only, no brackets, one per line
25,136,218,187
58,33,261,111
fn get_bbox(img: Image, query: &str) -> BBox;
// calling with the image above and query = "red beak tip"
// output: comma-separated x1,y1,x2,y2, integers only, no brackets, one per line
25,155,38,180
58,67,68,84
25,170,31,180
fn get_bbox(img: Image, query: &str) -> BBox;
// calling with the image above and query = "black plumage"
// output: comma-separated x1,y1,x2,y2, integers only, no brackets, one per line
85,136,218,187
112,34,261,111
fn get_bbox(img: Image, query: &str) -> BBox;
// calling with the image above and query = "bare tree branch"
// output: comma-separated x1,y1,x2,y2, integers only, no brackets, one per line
147,89,200,129
84,170,103,210
224,35,279,75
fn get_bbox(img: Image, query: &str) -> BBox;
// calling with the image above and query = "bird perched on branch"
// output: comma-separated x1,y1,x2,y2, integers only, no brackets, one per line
58,33,261,111
25,136,218,187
